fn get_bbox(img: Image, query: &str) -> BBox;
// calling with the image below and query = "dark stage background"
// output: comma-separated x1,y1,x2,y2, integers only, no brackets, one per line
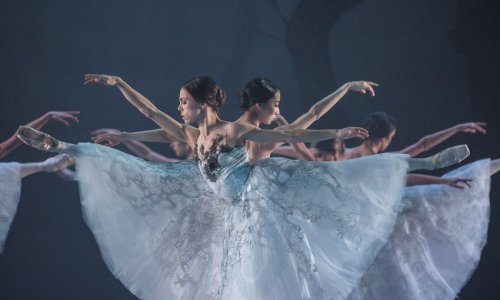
1,0,499,299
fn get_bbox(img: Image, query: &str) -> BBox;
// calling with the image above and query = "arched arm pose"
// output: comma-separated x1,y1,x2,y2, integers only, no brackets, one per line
0,111,79,160
236,78,377,161
271,115,315,160
92,128,168,146
84,74,200,149
277,81,377,131
91,79,376,160
397,121,486,156
83,74,368,155
80,75,467,172
91,128,195,162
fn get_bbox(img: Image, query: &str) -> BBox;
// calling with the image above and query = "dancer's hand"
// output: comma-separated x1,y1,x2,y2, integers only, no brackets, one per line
92,128,125,146
46,111,80,126
453,122,487,134
347,81,379,96
338,127,369,140
445,177,473,189
84,74,120,86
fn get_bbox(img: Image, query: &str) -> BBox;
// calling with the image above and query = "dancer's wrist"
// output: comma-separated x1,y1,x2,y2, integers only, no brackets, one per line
114,76,124,87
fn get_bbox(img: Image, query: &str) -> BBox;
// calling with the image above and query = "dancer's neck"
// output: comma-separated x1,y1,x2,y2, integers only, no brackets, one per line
197,109,224,137
351,141,380,157
238,110,260,127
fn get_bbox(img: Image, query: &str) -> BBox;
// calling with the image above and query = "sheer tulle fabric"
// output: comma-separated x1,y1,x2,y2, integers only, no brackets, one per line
73,144,225,300
0,162,22,253
213,149,410,300
348,159,491,300
73,143,411,300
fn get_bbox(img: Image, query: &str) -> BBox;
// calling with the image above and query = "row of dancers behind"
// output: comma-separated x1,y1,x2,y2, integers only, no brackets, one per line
1,75,499,300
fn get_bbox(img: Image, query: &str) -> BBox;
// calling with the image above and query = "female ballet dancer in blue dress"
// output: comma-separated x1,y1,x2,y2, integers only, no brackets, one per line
283,111,497,299
17,75,468,300
334,112,497,300
204,81,494,299
0,111,78,253
224,79,495,299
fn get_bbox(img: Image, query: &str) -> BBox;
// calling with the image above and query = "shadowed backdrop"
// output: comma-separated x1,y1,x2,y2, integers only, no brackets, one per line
1,0,499,299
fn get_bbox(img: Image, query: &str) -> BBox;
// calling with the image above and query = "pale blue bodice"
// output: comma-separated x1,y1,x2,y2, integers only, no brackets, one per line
198,147,253,202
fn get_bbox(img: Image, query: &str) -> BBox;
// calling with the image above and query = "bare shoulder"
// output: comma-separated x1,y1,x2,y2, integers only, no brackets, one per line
182,125,200,147
226,121,256,134
225,121,257,146
344,148,360,160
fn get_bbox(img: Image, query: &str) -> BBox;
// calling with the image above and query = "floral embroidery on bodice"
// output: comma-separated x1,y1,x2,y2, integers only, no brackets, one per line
196,134,234,182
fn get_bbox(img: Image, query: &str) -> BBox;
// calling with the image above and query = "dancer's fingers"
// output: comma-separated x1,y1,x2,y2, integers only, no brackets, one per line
463,179,473,188
367,86,376,97
64,114,80,123
472,123,486,134
54,117,70,126
93,136,105,144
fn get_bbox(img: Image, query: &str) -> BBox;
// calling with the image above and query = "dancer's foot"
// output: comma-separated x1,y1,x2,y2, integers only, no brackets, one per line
409,144,470,171
16,126,69,153
430,144,470,169
40,154,75,173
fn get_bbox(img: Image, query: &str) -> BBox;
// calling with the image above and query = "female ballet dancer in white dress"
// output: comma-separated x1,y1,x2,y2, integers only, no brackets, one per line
0,111,78,253
17,75,468,300
283,111,497,299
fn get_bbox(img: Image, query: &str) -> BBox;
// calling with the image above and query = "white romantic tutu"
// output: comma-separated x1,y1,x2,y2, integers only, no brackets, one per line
348,159,491,300
72,143,410,300
0,162,22,253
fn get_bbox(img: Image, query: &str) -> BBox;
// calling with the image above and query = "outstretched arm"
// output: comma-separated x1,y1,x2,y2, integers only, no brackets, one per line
280,81,378,131
406,174,472,189
91,128,176,162
0,111,79,159
398,122,486,157
122,140,177,163
270,115,315,160
91,128,171,146
84,74,195,145
241,123,368,144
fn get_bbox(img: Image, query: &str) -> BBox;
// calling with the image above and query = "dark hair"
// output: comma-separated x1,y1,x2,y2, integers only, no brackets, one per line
362,112,396,139
240,77,279,110
312,139,345,154
181,76,227,111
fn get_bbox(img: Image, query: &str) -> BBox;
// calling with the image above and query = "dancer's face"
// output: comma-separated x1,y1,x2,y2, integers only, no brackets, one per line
257,91,281,125
178,88,204,124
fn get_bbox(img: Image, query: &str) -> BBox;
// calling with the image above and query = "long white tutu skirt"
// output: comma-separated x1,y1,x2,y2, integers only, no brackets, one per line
0,162,22,253
73,144,225,300
218,153,409,300
348,159,491,300
73,144,411,300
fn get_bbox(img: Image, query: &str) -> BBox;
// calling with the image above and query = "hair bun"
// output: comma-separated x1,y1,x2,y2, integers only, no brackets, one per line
215,87,227,108
239,77,279,111
181,76,227,111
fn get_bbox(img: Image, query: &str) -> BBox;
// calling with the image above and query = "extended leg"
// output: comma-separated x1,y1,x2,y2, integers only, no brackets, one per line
408,145,470,171
16,126,73,153
18,154,75,178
